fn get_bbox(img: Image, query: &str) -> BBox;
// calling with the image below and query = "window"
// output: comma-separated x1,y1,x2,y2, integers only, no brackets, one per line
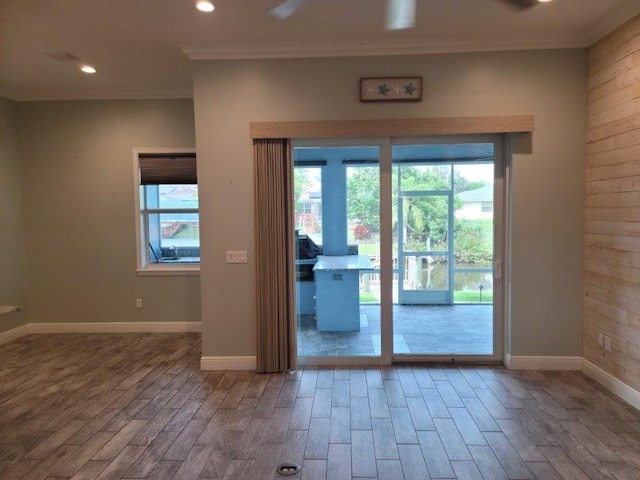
294,166,323,245
134,150,199,273
481,201,493,213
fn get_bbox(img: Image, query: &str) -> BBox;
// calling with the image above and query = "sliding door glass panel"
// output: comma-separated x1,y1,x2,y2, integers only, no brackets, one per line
294,146,380,358
294,166,323,324
391,142,494,356
346,164,381,355
347,165,380,300
453,162,494,305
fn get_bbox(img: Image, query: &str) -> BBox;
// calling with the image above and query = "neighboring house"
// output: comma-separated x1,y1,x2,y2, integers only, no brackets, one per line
456,185,493,220
295,190,322,237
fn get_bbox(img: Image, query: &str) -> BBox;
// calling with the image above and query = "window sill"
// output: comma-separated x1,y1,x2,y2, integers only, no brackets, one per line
137,265,201,276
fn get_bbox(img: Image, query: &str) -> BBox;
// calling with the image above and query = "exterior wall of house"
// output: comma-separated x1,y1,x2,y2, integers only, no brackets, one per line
584,15,640,389
456,201,493,220
16,99,200,326
0,97,28,333
193,49,586,359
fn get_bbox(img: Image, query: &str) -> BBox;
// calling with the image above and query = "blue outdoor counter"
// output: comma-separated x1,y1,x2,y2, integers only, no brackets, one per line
313,255,373,331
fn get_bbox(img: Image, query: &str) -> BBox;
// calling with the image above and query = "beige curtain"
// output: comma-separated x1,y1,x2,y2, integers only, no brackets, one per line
254,138,296,373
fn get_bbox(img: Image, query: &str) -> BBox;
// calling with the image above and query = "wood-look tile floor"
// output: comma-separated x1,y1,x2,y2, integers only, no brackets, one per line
2,333,640,479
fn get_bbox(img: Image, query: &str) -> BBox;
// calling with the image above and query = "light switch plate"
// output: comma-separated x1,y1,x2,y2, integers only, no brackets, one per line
226,250,248,263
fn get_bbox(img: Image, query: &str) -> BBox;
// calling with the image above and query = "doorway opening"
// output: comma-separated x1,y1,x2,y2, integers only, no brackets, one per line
293,136,504,364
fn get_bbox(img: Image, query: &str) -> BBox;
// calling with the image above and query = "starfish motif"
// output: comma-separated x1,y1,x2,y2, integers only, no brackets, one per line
390,84,402,96
378,83,390,96
404,82,417,95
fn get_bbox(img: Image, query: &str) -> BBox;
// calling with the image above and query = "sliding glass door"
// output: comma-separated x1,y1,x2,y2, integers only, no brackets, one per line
294,143,382,360
391,140,499,358
293,135,504,364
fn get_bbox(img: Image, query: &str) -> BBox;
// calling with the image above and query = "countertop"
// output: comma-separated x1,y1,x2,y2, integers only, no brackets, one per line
313,255,374,271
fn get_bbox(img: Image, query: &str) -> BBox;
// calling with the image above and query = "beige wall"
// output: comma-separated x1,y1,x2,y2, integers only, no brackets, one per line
584,16,640,388
0,97,28,333
193,49,586,358
17,99,200,325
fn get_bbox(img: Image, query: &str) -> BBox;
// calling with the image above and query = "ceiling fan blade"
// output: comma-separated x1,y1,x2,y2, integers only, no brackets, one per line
386,0,416,30
498,0,538,10
268,0,312,19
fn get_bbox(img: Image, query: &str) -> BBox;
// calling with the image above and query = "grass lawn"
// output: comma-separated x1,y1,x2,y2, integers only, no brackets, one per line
454,291,493,303
360,292,379,303
356,243,379,255
359,290,492,303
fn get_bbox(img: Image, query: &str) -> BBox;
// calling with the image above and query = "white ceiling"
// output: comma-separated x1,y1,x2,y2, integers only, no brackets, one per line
1,0,638,101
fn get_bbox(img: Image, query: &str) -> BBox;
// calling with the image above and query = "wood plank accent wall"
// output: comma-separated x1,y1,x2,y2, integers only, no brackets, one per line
584,15,640,389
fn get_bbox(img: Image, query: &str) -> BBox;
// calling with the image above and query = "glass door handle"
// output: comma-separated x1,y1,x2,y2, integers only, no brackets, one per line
494,260,502,281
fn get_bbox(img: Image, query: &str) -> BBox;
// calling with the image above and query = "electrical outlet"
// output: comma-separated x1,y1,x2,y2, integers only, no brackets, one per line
226,251,248,263
136,298,143,309
604,335,612,353
598,333,604,348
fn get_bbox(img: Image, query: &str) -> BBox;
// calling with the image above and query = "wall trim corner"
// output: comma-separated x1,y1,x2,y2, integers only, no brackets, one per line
582,359,640,411
0,324,31,345
504,354,582,370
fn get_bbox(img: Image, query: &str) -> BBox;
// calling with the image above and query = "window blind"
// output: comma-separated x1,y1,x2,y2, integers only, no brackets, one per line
139,153,197,185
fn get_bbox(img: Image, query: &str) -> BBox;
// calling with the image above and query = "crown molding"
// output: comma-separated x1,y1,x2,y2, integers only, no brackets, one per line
182,34,589,61
6,87,193,102
6,11,637,103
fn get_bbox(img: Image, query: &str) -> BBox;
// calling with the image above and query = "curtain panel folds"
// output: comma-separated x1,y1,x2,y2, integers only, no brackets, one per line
253,138,296,373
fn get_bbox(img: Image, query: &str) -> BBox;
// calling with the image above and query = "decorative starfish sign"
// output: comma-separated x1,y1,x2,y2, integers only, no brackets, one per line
360,77,422,102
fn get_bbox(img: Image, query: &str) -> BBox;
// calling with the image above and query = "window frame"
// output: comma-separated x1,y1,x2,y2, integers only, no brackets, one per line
133,148,200,276
293,164,324,247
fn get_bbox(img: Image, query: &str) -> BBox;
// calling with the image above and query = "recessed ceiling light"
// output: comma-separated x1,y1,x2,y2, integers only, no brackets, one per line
80,65,97,74
538,0,552,2
196,1,214,12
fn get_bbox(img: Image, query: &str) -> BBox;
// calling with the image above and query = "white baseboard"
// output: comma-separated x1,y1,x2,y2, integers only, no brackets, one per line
0,324,31,345
201,356,256,370
582,359,640,411
504,354,582,370
0,322,201,340
29,322,201,334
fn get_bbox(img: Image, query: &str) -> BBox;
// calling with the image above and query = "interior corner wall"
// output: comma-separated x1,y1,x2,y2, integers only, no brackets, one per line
17,99,200,326
584,15,640,389
0,97,28,332
193,49,586,359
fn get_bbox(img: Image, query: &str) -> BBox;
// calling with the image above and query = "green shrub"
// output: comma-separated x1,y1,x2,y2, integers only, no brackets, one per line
454,220,492,265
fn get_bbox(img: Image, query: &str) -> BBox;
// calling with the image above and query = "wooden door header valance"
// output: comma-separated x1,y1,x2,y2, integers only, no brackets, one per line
249,115,534,139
